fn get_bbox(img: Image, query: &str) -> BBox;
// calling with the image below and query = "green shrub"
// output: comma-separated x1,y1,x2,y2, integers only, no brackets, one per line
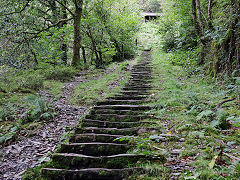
23,95,56,123
17,72,44,91
40,65,78,81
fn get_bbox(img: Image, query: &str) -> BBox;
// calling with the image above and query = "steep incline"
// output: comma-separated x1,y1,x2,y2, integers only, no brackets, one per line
41,51,162,179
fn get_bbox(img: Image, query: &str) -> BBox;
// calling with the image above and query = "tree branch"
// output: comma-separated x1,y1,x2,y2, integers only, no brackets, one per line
55,0,74,16
215,98,236,109
0,0,31,17
23,17,73,39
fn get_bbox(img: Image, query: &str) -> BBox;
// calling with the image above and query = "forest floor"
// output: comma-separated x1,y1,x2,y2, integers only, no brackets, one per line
143,48,240,179
0,60,134,179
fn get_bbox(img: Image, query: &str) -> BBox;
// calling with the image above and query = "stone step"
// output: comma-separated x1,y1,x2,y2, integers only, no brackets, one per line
110,95,148,100
52,153,149,169
119,90,150,96
131,74,152,78
82,119,155,128
90,109,146,115
123,84,152,88
85,114,153,122
122,87,151,91
96,100,145,105
75,127,160,136
130,71,151,74
130,77,152,81
93,105,152,111
41,167,145,180
131,67,152,70
60,142,131,156
124,84,152,88
70,133,126,143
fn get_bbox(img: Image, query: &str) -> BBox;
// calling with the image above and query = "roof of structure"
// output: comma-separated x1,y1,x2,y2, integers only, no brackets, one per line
140,12,162,16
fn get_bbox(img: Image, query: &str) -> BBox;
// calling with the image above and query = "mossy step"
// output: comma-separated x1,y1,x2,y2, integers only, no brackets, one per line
96,99,145,105
122,87,152,91
131,67,152,70
90,109,148,115
131,74,152,78
127,80,152,84
51,153,153,169
85,114,153,122
75,127,161,136
119,90,150,96
70,133,126,143
130,74,152,78
123,84,152,88
132,64,153,67
110,95,148,100
93,105,152,111
130,71,152,74
41,167,145,180
123,84,152,89
82,119,155,128
75,127,139,135
60,143,131,156
129,78,152,81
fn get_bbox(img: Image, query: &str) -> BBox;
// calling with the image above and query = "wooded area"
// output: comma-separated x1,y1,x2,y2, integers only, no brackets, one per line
0,0,240,179
159,0,240,77
0,0,140,68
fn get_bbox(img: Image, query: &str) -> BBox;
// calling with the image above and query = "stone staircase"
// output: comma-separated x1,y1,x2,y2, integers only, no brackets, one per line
41,51,163,179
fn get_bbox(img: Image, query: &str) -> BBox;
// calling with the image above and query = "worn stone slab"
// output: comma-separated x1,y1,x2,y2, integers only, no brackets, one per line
41,167,145,180
60,142,131,156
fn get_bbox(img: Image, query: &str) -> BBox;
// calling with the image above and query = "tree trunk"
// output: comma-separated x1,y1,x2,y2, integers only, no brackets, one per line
208,0,214,29
86,26,102,68
60,0,68,65
191,0,201,37
196,0,204,36
72,1,83,67
82,46,86,64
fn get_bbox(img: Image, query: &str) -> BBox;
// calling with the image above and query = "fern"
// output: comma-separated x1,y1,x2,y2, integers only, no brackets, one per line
23,95,55,123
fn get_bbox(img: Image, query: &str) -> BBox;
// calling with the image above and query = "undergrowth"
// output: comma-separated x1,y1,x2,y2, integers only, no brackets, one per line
0,64,77,146
70,61,132,105
135,48,240,179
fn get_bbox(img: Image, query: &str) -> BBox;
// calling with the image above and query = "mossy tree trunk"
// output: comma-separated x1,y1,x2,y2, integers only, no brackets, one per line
72,0,83,67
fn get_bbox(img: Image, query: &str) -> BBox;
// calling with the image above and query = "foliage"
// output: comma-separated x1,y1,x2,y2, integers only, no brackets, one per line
70,60,131,105
22,95,55,123
0,0,141,68
139,0,162,13
158,0,197,51
158,0,240,76
149,48,240,179
0,64,77,93
0,94,55,145
39,65,78,81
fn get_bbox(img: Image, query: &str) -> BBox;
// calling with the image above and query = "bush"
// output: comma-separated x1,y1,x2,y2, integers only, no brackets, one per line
0,64,78,92
22,95,56,123
39,65,78,81
17,73,44,91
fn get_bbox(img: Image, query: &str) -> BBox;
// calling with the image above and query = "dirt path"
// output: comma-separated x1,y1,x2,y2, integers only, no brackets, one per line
0,63,132,180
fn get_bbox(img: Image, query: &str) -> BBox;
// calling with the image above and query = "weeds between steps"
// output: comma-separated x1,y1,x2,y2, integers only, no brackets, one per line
129,48,240,179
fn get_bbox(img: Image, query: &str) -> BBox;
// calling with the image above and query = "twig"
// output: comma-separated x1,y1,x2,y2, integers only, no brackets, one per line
0,0,30,17
215,98,236,109
153,146,165,151
23,17,73,39
55,0,74,16
223,152,240,162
